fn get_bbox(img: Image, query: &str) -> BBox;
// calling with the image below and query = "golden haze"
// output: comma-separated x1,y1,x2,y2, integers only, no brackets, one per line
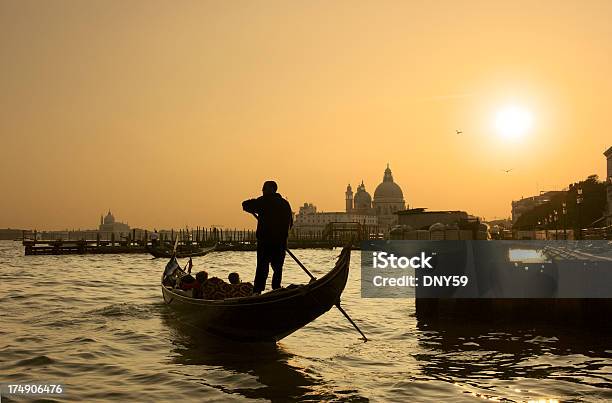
0,1,609,230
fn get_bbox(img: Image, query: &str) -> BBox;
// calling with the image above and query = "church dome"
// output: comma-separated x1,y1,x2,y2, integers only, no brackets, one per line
353,181,372,210
103,210,115,225
374,182,404,199
374,165,404,200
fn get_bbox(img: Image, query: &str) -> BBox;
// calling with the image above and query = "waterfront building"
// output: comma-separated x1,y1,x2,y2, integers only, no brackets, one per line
293,203,377,234
99,210,130,233
511,191,565,224
0,228,25,240
392,208,487,240
396,208,469,230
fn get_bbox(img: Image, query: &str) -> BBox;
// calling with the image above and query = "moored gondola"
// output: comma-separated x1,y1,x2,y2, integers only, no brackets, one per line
148,244,216,258
161,246,351,342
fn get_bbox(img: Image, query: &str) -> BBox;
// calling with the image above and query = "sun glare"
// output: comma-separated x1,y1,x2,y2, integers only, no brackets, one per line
494,105,533,140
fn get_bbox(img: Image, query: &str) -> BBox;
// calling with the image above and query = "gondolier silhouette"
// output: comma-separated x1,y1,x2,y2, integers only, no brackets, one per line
242,180,293,294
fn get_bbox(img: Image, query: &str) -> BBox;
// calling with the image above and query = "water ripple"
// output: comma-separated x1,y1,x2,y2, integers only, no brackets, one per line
0,241,610,402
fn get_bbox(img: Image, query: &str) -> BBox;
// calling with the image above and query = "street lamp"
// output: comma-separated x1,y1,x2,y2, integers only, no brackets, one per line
554,210,558,239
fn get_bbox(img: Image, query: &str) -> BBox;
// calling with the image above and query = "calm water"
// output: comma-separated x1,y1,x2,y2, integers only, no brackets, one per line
0,241,610,402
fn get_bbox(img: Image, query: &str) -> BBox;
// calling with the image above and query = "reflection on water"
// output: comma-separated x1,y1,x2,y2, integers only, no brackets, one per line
0,241,610,402
415,319,612,402
161,312,366,402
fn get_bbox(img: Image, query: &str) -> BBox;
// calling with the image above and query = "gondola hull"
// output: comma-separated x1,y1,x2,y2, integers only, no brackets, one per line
161,247,351,342
148,245,216,258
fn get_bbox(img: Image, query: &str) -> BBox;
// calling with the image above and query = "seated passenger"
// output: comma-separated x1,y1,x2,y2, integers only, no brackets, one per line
195,271,208,284
177,271,208,299
177,273,195,289
227,272,254,297
193,271,208,299
201,276,231,300
228,272,241,285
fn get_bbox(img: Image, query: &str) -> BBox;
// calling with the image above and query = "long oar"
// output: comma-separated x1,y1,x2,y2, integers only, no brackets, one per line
250,213,367,341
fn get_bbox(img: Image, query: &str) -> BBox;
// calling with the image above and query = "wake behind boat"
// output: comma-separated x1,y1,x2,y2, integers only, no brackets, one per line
161,246,351,342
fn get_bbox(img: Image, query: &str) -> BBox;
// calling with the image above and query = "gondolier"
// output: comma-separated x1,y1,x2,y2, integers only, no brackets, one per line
242,180,293,294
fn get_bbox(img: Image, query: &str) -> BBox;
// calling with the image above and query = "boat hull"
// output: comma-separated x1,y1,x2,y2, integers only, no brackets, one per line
149,245,216,258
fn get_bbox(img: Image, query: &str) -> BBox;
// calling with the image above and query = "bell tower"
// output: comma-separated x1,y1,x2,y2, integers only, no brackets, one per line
345,184,353,213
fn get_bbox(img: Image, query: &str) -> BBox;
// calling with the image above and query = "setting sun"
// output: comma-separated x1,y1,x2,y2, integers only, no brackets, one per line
494,105,534,140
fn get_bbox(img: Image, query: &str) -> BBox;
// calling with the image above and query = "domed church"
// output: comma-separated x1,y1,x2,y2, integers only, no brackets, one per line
373,164,406,228
295,165,406,234
345,164,406,230
99,210,130,233
347,181,374,215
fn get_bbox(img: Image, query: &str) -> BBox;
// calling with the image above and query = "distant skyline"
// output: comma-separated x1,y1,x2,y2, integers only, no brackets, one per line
1,1,610,230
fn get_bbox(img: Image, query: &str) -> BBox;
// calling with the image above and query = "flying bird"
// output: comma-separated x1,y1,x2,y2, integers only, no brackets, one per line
456,129,463,135
502,169,513,173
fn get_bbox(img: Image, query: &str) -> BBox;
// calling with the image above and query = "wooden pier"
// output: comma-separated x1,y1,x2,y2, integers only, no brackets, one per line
21,226,364,256
23,239,147,255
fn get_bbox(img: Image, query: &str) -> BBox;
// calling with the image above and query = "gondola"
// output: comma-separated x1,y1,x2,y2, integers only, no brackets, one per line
148,244,216,258
161,246,351,342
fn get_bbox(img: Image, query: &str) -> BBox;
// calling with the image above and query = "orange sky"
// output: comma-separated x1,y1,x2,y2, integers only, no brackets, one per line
1,1,610,230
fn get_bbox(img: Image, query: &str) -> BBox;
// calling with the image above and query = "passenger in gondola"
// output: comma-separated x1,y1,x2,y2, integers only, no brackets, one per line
193,271,208,299
242,180,293,295
227,272,254,297
201,275,231,300
228,272,240,285
173,274,196,297
175,270,207,298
